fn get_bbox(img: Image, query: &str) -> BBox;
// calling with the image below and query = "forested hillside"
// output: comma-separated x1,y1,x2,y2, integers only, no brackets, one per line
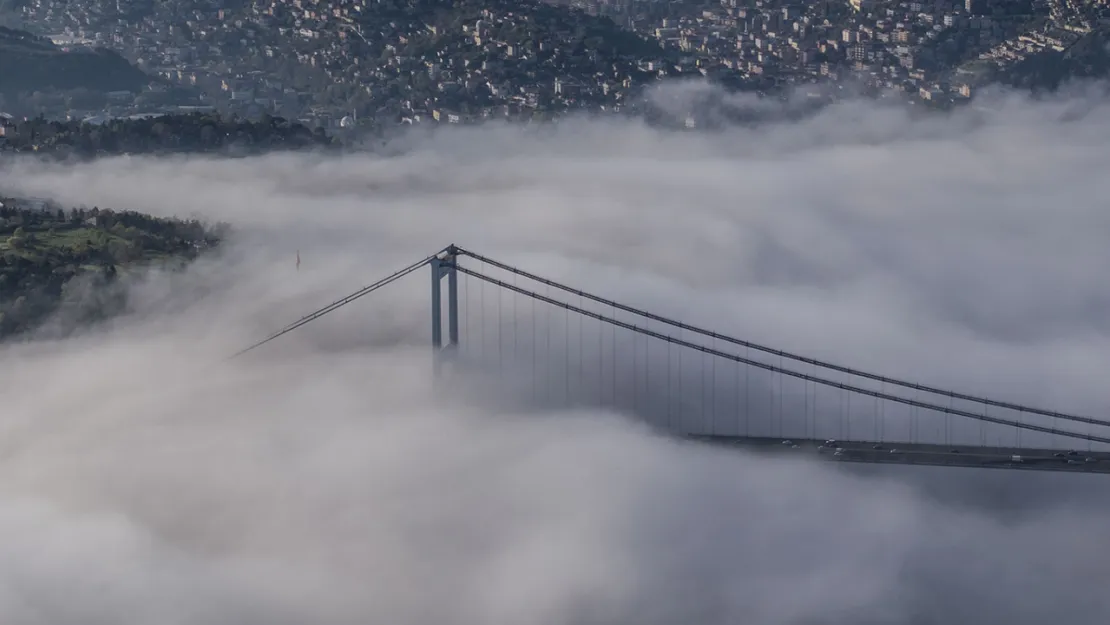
0,195,225,338
0,25,151,96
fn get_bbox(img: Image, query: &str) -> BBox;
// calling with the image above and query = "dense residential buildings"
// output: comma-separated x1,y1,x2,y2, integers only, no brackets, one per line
2,0,1108,129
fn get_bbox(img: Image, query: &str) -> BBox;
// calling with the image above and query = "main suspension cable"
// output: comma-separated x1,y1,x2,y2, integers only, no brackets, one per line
453,247,1107,429
455,265,1110,445
228,248,448,360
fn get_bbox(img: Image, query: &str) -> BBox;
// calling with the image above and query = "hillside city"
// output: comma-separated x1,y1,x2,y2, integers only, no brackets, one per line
1,0,1109,133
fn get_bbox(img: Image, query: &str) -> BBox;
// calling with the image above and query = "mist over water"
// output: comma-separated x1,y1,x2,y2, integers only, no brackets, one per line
4,83,1110,623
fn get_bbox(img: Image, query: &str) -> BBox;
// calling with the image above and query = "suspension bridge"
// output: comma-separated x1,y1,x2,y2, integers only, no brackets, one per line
232,245,1110,474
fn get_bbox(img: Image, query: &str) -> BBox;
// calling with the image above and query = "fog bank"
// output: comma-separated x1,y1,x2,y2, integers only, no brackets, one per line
3,84,1110,623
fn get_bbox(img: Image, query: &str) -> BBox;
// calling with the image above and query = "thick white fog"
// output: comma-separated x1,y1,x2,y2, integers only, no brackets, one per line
3,83,1110,624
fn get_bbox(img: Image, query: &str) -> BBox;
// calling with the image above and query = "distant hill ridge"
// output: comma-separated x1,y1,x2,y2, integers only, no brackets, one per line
0,25,151,96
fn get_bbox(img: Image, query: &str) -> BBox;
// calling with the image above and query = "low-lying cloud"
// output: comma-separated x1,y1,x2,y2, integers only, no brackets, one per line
3,82,1110,623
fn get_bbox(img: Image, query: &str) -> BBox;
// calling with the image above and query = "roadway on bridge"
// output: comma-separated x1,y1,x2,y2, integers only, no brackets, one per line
687,435,1110,474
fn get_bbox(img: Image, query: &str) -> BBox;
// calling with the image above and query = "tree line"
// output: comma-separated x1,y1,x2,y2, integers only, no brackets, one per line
0,112,338,158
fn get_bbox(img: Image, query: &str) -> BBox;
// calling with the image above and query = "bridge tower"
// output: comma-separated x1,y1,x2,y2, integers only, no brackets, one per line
430,245,460,375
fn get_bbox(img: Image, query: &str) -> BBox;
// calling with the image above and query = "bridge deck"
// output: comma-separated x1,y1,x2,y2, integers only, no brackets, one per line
686,435,1110,474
